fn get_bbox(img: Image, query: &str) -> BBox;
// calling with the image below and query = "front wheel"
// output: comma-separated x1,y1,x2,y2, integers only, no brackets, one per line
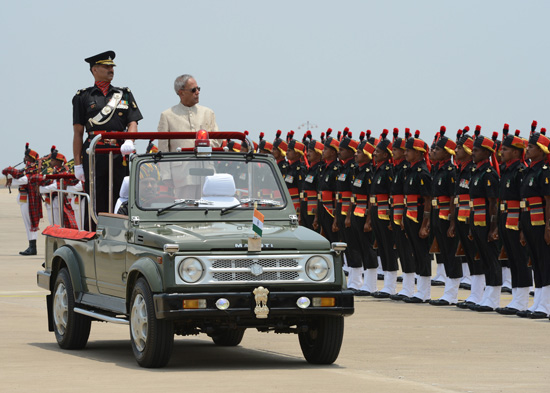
130,278,174,368
52,268,91,349
298,316,344,364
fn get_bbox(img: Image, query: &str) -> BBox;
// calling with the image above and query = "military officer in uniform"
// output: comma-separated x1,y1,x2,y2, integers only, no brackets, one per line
367,131,399,298
467,135,501,311
333,135,360,289
272,130,289,177
347,136,378,295
429,134,462,306
313,135,341,243
285,139,307,213
402,133,433,303
300,139,325,231
495,131,531,315
389,130,417,300
517,132,550,319
450,130,485,309
72,51,142,229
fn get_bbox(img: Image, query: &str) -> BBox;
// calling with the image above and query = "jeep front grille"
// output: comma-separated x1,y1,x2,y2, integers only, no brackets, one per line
174,254,335,285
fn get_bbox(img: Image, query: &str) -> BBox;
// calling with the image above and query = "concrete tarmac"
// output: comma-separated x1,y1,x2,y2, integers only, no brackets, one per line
0,187,549,393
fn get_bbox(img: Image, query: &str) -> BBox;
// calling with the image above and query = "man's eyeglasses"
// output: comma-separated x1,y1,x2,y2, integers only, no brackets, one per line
181,87,201,93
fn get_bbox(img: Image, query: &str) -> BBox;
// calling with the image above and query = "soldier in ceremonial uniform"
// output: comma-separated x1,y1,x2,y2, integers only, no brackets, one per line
313,135,341,244
72,51,142,229
367,131,398,298
401,133,433,303
450,131,485,309
347,136,377,295
272,130,289,177
28,147,78,230
258,133,274,155
333,135,360,289
495,131,531,315
517,132,550,319
285,139,307,213
389,130,417,300
3,144,42,255
429,134,463,306
300,139,325,231
467,135,501,311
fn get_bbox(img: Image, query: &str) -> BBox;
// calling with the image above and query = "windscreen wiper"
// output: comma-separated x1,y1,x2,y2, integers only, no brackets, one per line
157,199,213,215
220,199,281,215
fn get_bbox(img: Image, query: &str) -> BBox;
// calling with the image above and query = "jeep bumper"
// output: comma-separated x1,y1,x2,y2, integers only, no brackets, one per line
153,290,354,320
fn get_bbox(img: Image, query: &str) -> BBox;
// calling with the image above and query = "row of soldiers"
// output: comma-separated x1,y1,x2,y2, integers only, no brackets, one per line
242,123,550,320
2,144,82,255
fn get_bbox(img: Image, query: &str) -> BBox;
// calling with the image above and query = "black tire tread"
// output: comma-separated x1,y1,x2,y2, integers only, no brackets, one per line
299,316,344,364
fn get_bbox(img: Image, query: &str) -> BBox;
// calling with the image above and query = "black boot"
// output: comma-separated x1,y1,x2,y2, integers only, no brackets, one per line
19,240,37,256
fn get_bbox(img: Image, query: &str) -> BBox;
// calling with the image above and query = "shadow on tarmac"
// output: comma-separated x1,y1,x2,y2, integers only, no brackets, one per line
29,338,344,371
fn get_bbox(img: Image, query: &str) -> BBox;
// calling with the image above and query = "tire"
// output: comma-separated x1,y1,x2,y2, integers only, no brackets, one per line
52,268,91,349
130,278,174,368
298,316,344,364
210,328,245,346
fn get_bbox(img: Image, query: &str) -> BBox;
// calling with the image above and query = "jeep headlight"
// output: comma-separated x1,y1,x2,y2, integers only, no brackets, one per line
305,256,329,281
178,258,204,283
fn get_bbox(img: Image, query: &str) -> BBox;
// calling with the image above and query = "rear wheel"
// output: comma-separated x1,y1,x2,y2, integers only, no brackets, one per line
52,268,91,349
210,328,245,346
130,278,174,368
298,316,344,364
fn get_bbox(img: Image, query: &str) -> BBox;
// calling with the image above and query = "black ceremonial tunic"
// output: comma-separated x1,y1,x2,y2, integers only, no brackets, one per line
432,159,462,279
519,160,550,287
317,160,341,243
73,84,142,222
469,160,501,286
403,160,432,277
348,162,377,269
300,160,324,231
370,161,398,272
498,160,531,288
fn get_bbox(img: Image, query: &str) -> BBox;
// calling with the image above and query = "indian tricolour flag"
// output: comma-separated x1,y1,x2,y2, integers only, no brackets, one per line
252,208,265,237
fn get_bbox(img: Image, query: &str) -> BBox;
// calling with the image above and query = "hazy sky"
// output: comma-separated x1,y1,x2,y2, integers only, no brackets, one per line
1,0,549,169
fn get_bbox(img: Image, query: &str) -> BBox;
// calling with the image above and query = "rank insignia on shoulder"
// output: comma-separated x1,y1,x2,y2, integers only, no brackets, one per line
448,166,452,171
76,90,81,95
417,167,421,172
125,87,131,92
333,166,338,170
486,168,491,173
544,165,548,170
132,102,137,108
385,165,389,170
366,168,370,172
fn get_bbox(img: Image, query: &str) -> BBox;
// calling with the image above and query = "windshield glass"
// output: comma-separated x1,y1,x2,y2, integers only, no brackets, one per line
135,157,286,211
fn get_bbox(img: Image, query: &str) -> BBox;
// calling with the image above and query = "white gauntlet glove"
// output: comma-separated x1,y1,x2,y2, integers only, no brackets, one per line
120,140,135,155
74,164,85,182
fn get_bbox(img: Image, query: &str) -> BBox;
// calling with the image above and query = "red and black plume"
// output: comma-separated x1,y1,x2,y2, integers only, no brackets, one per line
532,120,538,133
405,128,411,139
393,128,399,140
326,128,332,136
414,130,420,138
440,125,446,137
541,128,547,136
503,123,509,137
474,125,481,138
359,131,365,142
259,132,264,141
515,129,521,136
276,130,282,139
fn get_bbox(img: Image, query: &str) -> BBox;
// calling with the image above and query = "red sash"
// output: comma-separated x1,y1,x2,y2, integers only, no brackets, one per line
457,194,470,223
405,194,420,223
288,187,300,210
392,194,404,225
340,191,352,216
370,194,390,221
353,193,368,217
502,200,520,230
320,190,335,217
471,197,486,227
524,197,545,226
437,196,451,220
304,190,317,215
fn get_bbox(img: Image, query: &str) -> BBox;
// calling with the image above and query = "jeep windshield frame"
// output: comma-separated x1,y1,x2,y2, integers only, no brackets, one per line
133,155,288,213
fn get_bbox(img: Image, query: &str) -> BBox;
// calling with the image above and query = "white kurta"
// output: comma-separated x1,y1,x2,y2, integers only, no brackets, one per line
157,103,220,188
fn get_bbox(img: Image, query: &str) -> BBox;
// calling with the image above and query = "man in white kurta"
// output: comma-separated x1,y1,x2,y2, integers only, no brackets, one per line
157,74,220,199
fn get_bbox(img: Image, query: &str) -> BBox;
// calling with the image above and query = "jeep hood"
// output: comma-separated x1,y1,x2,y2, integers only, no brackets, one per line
133,222,330,251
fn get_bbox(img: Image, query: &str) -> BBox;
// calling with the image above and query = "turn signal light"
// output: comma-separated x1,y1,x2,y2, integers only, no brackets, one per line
312,297,335,307
183,299,207,309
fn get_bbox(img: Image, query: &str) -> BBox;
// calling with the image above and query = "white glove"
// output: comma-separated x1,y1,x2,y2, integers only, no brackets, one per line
120,140,135,155
74,164,86,182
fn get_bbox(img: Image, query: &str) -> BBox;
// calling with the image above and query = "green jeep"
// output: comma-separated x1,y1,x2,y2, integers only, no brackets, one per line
37,131,354,368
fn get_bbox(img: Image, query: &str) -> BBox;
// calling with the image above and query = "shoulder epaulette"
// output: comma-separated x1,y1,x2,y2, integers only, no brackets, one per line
417,167,422,172
385,165,390,170
543,165,548,170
